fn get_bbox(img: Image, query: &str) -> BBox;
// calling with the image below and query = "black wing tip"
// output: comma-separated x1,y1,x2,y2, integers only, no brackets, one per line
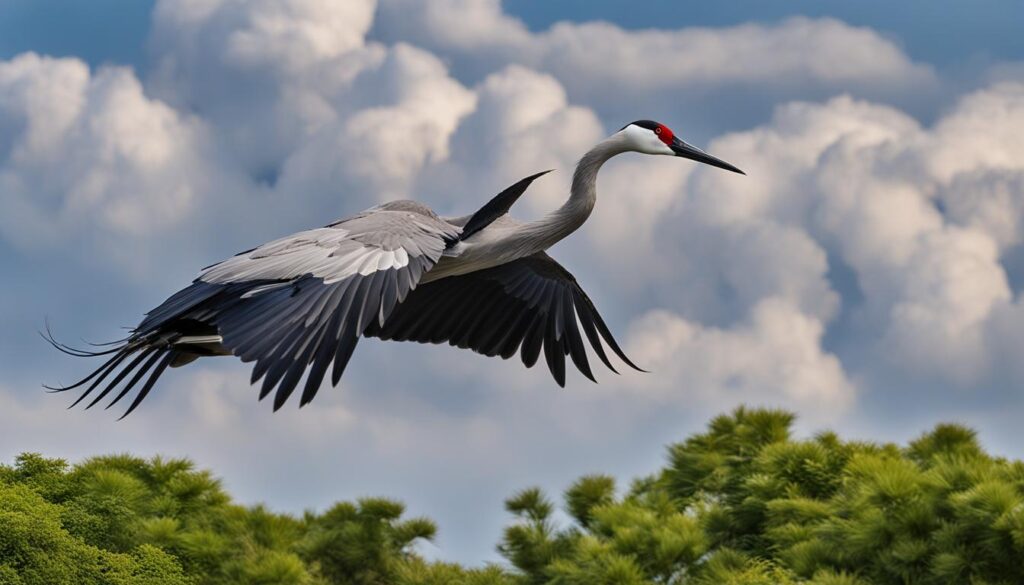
272,396,287,412
460,169,556,242
607,339,646,373
607,344,646,373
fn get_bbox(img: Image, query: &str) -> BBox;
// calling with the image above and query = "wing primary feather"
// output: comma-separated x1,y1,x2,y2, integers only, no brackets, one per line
118,351,176,419
274,310,337,409
563,292,595,382
406,256,424,283
249,317,307,385
543,319,566,387
301,325,337,407
332,275,364,327
370,289,420,339
330,320,360,387
355,272,385,333
299,287,349,406
497,310,534,360
258,324,311,399
80,347,157,409
551,287,566,340
379,272,400,326
520,314,546,368
273,336,319,411
395,268,413,301
226,298,308,361
103,349,165,410
65,349,136,407
587,300,646,372
572,289,618,374
306,280,344,327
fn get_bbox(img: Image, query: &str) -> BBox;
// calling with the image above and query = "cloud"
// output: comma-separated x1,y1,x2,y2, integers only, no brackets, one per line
666,86,1024,388
275,43,477,207
622,299,855,423
0,53,243,274
415,65,603,218
148,0,382,176
146,0,479,224
373,2,937,127
925,82,1024,181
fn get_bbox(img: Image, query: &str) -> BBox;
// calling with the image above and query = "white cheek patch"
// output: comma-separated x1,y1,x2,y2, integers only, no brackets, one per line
622,124,672,155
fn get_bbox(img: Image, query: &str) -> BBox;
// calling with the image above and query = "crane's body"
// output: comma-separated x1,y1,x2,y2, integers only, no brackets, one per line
47,120,743,417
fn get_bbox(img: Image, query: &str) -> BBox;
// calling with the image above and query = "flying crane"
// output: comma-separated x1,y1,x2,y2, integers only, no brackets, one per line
46,120,743,417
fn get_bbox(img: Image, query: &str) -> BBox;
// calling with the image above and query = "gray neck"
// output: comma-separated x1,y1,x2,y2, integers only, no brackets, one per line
517,135,626,254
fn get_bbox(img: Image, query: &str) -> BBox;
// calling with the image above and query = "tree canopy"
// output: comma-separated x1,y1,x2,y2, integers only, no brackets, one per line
3,406,1023,584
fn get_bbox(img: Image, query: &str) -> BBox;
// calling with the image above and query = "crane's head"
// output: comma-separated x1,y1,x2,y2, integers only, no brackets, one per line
618,120,744,174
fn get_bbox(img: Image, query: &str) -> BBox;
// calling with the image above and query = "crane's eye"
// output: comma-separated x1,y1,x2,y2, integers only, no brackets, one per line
653,124,674,145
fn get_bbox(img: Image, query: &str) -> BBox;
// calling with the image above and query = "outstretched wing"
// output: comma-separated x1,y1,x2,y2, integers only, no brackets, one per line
200,208,459,407
365,252,643,386
52,204,460,416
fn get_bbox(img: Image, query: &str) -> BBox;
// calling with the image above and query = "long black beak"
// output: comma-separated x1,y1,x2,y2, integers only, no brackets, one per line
670,136,744,175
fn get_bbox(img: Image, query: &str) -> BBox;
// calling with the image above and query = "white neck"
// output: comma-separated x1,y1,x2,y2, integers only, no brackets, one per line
514,134,628,255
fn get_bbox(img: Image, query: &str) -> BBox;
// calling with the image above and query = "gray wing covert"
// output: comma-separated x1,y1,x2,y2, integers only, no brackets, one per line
141,206,460,411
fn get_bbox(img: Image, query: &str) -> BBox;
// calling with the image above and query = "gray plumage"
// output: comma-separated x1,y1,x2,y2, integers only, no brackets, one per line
46,120,743,417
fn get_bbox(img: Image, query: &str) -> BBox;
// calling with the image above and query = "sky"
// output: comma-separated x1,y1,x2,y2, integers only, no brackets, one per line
2,0,1024,565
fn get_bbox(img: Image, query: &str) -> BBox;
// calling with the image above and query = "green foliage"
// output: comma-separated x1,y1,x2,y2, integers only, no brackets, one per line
495,407,1024,584
394,558,519,585
0,482,188,585
3,407,1024,584
298,498,436,584
564,475,616,529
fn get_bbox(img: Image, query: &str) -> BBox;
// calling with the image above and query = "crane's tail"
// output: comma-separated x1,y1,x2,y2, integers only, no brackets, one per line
42,325,180,420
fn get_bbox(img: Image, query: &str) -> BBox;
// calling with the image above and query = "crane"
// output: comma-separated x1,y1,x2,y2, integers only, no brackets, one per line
46,120,743,417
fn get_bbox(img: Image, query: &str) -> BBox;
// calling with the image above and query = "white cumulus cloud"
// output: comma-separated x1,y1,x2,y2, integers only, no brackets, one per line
622,299,855,423
0,53,237,273
373,1,936,125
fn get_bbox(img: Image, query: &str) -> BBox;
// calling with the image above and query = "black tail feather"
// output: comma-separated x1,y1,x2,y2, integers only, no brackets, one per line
80,334,134,347
40,321,126,357
44,346,133,392
45,310,183,416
